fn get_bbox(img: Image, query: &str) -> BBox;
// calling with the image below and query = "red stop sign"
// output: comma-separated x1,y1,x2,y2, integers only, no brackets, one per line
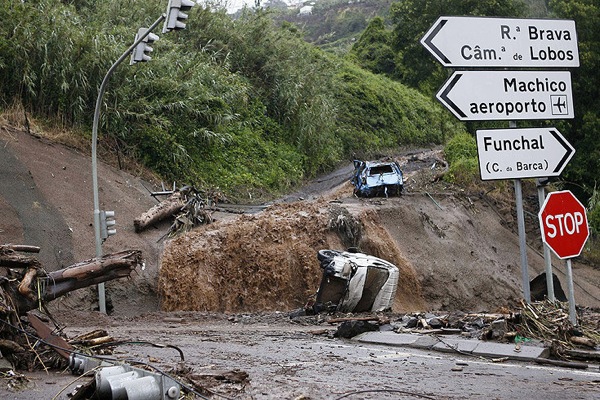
539,190,589,259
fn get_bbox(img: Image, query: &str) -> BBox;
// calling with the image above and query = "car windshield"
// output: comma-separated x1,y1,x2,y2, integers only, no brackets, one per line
368,165,394,175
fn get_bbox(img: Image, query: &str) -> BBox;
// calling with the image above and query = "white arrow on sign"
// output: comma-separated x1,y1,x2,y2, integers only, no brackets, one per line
437,70,573,121
476,127,575,181
421,16,579,68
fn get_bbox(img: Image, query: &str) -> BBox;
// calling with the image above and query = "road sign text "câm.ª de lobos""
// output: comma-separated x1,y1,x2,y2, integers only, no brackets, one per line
421,16,579,68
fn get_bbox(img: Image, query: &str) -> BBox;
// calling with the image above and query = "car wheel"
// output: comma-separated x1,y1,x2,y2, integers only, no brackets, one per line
317,249,339,262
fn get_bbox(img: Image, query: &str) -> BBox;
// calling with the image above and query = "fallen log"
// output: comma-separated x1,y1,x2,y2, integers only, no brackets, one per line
0,245,40,254
133,191,184,233
0,252,41,269
534,358,589,369
1,250,143,315
564,348,600,361
570,336,597,349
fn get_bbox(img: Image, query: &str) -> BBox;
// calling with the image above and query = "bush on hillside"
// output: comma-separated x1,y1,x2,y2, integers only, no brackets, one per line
443,132,479,187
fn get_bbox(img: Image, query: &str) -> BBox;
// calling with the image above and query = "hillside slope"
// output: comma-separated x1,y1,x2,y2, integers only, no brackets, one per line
1,126,599,316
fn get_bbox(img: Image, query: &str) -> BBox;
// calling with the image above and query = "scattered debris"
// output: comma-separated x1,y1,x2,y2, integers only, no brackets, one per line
518,300,599,357
0,244,144,376
0,245,143,315
186,369,249,397
334,320,380,338
134,186,215,237
388,300,600,362
1,305,248,399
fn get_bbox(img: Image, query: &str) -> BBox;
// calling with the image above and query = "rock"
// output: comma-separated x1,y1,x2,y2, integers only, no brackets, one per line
404,317,418,328
427,317,444,329
334,320,379,338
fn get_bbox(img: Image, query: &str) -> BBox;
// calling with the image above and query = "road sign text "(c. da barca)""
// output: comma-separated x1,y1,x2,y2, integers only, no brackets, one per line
539,190,590,259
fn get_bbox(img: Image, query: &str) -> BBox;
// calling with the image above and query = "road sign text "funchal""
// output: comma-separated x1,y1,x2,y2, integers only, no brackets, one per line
421,16,579,68
437,70,573,121
476,128,574,180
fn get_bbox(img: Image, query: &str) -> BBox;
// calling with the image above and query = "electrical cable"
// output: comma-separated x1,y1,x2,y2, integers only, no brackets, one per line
88,340,185,361
334,388,438,399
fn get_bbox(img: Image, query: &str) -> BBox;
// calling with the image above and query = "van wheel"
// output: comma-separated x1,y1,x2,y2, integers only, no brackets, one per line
317,249,339,262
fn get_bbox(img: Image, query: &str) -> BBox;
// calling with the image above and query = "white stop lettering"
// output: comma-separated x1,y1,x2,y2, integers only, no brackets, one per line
544,212,584,238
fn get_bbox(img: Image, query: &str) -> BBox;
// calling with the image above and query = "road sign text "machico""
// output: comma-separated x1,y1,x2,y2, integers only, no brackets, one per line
476,128,574,180
437,70,573,121
539,190,589,259
421,16,579,68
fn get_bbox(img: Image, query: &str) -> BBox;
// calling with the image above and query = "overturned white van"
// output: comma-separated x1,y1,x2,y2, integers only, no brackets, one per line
312,249,399,313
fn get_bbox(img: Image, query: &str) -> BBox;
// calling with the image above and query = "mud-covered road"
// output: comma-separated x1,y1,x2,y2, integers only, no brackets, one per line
5,311,600,400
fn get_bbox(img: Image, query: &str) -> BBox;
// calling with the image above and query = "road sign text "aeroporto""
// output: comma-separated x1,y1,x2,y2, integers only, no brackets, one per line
437,71,573,121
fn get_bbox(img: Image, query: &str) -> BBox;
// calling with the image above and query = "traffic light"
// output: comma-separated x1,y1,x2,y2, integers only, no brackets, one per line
163,0,195,33
130,28,159,65
100,210,116,240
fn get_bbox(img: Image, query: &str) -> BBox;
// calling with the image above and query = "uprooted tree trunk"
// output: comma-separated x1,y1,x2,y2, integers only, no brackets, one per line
0,245,142,315
133,191,185,233
134,186,214,237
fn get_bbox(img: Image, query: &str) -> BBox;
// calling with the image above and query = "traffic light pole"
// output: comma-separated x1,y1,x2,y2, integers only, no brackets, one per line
92,14,165,313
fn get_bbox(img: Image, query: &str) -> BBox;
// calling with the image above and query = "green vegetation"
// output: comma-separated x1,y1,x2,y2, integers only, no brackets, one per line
0,0,456,201
272,0,393,49
348,17,396,76
388,0,527,93
442,132,479,187
548,0,600,233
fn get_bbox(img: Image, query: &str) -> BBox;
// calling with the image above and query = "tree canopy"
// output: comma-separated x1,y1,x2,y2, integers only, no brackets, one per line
0,0,457,201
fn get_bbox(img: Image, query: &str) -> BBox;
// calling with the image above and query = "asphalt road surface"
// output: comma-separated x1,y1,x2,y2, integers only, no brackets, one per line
3,312,598,400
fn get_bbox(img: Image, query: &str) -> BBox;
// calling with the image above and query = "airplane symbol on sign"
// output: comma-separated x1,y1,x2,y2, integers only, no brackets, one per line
551,95,569,115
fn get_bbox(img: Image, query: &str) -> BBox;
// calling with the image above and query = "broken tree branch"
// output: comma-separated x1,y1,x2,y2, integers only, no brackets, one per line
0,252,41,269
0,245,40,254
18,268,38,299
43,250,142,301
134,191,184,233
2,250,143,315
